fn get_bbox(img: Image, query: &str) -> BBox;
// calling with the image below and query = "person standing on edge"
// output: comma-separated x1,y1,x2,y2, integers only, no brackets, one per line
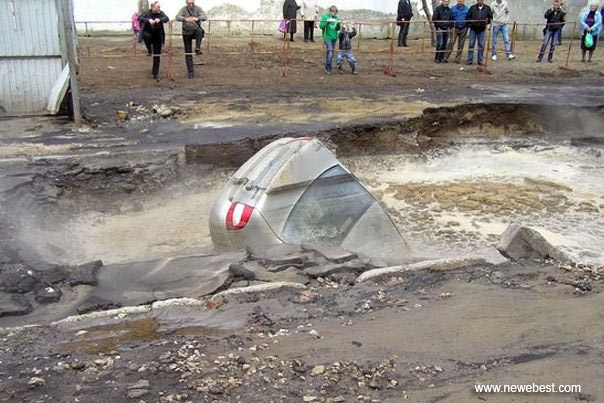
176,0,207,79
337,24,358,74
579,3,602,62
465,0,493,65
283,0,301,42
432,0,454,63
537,0,565,63
397,0,414,47
301,0,318,42
556,0,566,45
601,5,604,41
490,0,515,60
445,0,469,63
139,2,169,80
319,6,341,75
131,11,149,53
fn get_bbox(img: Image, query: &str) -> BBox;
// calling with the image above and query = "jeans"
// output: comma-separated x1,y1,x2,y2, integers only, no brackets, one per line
538,28,559,62
467,29,485,64
304,21,315,41
556,26,563,45
435,29,449,61
183,28,204,74
337,50,357,71
491,23,512,57
398,21,410,46
324,39,336,71
446,27,468,62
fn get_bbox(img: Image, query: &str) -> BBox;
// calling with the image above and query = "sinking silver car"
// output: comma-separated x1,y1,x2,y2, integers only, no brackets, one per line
209,137,410,263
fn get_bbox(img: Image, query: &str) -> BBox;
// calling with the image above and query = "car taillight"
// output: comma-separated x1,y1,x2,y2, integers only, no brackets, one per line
226,202,254,231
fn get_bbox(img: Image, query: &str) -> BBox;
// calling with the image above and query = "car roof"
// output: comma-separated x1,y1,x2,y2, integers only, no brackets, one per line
228,137,340,204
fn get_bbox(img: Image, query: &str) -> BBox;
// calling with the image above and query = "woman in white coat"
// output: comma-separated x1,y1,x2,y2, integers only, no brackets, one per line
301,0,319,42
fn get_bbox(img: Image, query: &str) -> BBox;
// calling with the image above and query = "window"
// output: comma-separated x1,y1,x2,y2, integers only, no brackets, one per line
282,165,375,245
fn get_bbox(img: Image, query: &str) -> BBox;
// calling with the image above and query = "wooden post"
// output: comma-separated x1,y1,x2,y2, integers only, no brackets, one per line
510,21,517,53
564,21,575,68
58,0,82,128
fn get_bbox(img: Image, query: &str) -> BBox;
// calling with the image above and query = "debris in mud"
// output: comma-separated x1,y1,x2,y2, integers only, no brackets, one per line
27,377,45,388
115,110,129,121
34,286,62,304
497,224,569,263
152,104,181,118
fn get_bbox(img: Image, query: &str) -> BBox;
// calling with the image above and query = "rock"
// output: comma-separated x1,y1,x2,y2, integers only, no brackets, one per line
77,296,122,315
305,245,358,263
303,260,366,278
497,224,569,263
268,267,309,285
229,261,267,281
0,292,32,317
34,266,68,285
303,396,317,402
212,282,306,301
293,290,320,304
292,359,310,373
152,104,180,118
329,272,358,285
230,262,308,284
128,380,150,390
127,389,149,399
28,377,45,388
356,257,488,283
309,329,322,339
311,365,325,376
70,361,86,371
34,285,62,304
67,260,103,286
0,263,40,293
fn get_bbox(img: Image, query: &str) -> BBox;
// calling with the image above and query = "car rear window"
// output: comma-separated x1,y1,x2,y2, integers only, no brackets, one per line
281,165,375,245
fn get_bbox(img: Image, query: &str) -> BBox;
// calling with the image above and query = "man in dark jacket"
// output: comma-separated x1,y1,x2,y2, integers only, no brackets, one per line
397,0,414,47
139,1,169,80
537,0,565,62
465,0,493,65
432,0,454,62
175,0,207,78
283,0,301,42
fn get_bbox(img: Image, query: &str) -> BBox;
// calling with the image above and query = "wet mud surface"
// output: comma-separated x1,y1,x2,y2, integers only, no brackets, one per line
0,261,602,402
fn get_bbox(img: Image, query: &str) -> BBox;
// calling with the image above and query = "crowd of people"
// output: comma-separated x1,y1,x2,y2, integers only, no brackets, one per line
131,0,604,80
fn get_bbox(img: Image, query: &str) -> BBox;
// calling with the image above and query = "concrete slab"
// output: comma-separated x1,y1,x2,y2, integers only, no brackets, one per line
82,252,245,308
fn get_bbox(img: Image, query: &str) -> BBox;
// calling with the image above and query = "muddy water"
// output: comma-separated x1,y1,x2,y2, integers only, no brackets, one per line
13,137,602,267
15,190,222,265
344,140,604,266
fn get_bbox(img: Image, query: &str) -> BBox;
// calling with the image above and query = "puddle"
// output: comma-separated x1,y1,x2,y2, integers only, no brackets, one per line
62,317,224,354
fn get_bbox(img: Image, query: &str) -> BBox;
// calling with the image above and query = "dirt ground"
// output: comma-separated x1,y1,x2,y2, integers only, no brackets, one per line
78,35,603,93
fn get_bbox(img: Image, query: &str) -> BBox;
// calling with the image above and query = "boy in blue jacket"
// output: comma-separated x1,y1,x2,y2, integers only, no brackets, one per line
337,24,358,74
445,0,469,63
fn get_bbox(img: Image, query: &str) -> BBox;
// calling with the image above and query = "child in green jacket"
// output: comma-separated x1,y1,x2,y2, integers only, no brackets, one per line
319,5,341,74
